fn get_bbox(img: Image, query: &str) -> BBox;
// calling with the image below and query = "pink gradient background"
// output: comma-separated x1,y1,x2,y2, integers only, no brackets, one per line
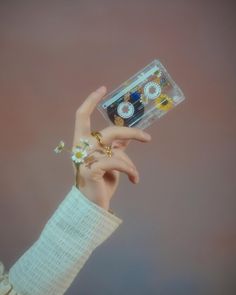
0,1,235,294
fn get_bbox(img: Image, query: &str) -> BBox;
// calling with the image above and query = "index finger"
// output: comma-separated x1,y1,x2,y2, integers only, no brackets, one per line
77,86,107,117
75,86,107,136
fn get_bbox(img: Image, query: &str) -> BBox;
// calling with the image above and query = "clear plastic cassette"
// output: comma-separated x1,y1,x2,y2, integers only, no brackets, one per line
97,59,185,130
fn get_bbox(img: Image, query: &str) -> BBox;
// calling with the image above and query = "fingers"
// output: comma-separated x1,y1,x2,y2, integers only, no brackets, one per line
100,126,151,146
114,149,138,171
74,86,107,139
77,86,107,116
88,155,139,184
115,150,139,182
112,139,131,151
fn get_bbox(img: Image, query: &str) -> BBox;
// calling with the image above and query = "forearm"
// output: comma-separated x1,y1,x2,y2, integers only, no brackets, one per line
2,185,122,295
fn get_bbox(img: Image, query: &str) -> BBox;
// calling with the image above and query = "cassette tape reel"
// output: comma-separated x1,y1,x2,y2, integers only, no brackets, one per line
106,90,145,127
97,59,185,129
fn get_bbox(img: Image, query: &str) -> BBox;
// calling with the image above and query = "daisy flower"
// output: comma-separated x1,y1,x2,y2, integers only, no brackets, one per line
54,140,65,153
80,138,93,148
54,137,93,168
155,94,174,112
71,146,88,164
71,138,93,165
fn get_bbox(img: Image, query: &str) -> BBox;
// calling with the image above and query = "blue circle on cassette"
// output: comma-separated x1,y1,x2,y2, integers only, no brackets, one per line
130,91,141,102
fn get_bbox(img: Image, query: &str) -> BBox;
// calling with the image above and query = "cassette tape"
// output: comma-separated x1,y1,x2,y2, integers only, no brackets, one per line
97,59,185,130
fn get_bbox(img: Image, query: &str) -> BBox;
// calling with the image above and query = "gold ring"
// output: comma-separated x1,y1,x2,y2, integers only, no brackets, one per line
91,131,113,157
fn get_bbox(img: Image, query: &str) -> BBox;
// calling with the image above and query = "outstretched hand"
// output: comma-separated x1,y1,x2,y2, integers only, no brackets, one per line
72,86,152,211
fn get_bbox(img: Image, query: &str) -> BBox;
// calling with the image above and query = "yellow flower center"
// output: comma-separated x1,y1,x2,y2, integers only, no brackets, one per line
154,94,174,111
161,97,169,105
75,151,83,158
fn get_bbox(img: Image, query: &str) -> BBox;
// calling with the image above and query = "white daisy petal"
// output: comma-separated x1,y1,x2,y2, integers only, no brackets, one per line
54,147,61,153
54,140,65,153
71,147,88,164
81,138,92,147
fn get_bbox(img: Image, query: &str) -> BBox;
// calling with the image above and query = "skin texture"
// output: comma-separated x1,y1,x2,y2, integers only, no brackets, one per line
72,86,152,211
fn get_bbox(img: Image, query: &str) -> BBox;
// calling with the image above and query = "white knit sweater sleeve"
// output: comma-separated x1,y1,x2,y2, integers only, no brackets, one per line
0,185,123,295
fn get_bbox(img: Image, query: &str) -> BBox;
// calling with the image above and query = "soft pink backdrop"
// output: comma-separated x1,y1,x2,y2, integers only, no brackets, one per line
0,1,235,294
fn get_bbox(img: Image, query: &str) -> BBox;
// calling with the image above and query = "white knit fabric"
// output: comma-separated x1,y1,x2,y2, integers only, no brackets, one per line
0,185,123,295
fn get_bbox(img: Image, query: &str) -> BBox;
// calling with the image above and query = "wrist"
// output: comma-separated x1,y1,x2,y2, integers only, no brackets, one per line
94,199,110,211
75,185,115,215
75,183,110,212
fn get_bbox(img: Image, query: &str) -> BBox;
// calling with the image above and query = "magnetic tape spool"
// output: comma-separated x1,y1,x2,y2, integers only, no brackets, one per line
106,92,145,127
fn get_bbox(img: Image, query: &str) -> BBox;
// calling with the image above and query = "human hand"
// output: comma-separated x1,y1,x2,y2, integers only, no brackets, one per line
72,86,152,211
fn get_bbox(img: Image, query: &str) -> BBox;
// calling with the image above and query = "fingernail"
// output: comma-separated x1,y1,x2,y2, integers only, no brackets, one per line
134,170,139,181
96,85,106,92
143,132,151,140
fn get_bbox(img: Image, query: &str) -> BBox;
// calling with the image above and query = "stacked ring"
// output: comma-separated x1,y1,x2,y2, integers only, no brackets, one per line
91,131,113,157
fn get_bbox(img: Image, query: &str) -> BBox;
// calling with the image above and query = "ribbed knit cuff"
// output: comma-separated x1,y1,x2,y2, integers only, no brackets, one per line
67,185,123,247
71,185,123,230
8,185,123,295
